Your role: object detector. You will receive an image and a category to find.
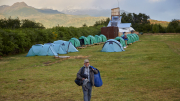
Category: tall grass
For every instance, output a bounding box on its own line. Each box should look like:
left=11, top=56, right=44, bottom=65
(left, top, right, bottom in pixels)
left=0, top=34, right=180, bottom=101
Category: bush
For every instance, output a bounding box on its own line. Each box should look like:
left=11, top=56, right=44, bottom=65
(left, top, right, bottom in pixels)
left=0, top=17, right=20, bottom=29
left=152, top=24, right=159, bottom=33
left=21, top=19, right=45, bottom=29
left=166, top=19, right=180, bottom=33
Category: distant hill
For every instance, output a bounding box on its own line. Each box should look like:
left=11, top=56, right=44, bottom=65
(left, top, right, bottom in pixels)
left=0, top=2, right=42, bottom=16
left=60, top=8, right=129, bottom=17
left=0, top=2, right=107, bottom=28
left=36, top=9, right=63, bottom=14
left=149, top=19, right=169, bottom=27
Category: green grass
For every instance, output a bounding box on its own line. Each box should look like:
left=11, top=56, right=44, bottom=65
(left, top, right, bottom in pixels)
left=0, top=34, right=180, bottom=101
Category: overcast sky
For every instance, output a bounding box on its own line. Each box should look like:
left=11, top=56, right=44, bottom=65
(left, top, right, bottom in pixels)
left=0, top=0, right=180, bottom=21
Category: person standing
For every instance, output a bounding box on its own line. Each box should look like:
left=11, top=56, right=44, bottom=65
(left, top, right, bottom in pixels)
left=131, top=30, right=134, bottom=34
left=77, top=59, right=98, bottom=101
left=122, top=32, right=128, bottom=48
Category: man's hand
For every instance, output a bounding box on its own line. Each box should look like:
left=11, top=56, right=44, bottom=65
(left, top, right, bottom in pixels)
left=82, top=78, right=85, bottom=80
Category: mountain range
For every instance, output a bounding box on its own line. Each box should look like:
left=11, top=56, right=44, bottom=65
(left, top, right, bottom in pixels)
left=0, top=2, right=109, bottom=28
left=0, top=2, right=169, bottom=28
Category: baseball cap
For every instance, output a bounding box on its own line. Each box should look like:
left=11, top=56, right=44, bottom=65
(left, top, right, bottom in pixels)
left=84, top=59, right=89, bottom=63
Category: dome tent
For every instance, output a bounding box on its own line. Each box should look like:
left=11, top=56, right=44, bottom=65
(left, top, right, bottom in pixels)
left=69, top=38, right=81, bottom=47
left=26, top=44, right=58, bottom=57
left=127, top=34, right=135, bottom=43
left=101, top=39, right=125, bottom=52
left=87, top=35, right=96, bottom=44
left=99, top=34, right=107, bottom=42
left=50, top=43, right=67, bottom=54
left=129, top=34, right=137, bottom=42
left=132, top=33, right=139, bottom=41
left=53, top=40, right=78, bottom=53
left=115, top=37, right=126, bottom=47
left=94, top=35, right=102, bottom=43
left=79, top=36, right=89, bottom=46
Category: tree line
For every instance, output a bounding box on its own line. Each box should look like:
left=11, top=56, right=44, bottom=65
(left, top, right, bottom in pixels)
left=121, top=12, right=180, bottom=33
left=94, top=12, right=180, bottom=33
left=0, top=17, right=45, bottom=29
left=0, top=21, right=103, bottom=56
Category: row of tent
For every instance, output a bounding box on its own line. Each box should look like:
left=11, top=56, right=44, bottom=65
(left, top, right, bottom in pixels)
left=26, top=34, right=107, bottom=57
left=69, top=34, right=107, bottom=47
left=115, top=33, right=139, bottom=47
left=26, top=33, right=139, bottom=56
left=101, top=33, right=139, bottom=52
left=26, top=40, right=78, bottom=57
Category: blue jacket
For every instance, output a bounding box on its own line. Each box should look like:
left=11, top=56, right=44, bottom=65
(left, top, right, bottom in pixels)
left=122, top=35, right=128, bottom=41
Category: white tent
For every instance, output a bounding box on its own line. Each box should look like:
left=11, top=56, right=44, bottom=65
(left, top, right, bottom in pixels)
left=118, top=27, right=135, bottom=33
left=107, top=16, right=135, bottom=33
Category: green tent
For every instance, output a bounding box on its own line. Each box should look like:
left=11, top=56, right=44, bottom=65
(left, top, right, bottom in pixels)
left=130, top=34, right=138, bottom=41
left=115, top=36, right=126, bottom=47
left=69, top=38, right=81, bottom=47
left=121, top=35, right=132, bottom=44
left=94, top=35, right=101, bottom=43
left=87, top=35, right=96, bottom=44
left=99, top=34, right=107, bottom=42
left=79, top=36, right=89, bottom=45
left=127, top=34, right=135, bottom=43
left=129, top=34, right=136, bottom=42
left=133, top=33, right=139, bottom=41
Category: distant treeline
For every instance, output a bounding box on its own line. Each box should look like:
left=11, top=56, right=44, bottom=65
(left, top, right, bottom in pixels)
left=121, top=12, right=180, bottom=33
left=0, top=22, right=103, bottom=56
left=0, top=17, right=45, bottom=29
left=94, top=12, right=180, bottom=33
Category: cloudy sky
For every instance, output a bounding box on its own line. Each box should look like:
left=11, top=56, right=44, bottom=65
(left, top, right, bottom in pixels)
left=0, top=0, right=180, bottom=21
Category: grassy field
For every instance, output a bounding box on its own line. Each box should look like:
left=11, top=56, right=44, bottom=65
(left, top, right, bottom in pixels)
left=0, top=34, right=180, bottom=101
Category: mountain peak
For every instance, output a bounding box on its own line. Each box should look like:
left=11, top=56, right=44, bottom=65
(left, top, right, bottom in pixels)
left=11, top=2, right=28, bottom=7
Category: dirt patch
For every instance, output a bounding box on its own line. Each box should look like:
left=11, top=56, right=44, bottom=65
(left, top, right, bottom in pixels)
left=18, top=79, right=26, bottom=82
left=44, top=55, right=89, bottom=66
left=43, top=61, right=52, bottom=64
left=69, top=55, right=89, bottom=59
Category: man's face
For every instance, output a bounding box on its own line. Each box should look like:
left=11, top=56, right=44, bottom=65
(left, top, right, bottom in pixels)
left=84, top=62, right=89, bottom=67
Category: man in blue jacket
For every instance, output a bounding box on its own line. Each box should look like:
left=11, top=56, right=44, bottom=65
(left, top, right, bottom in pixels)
left=122, top=32, right=128, bottom=48
left=77, top=59, right=98, bottom=101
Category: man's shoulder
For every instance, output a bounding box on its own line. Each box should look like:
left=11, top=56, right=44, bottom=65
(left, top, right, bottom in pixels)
left=80, top=66, right=84, bottom=69
left=90, top=66, right=96, bottom=69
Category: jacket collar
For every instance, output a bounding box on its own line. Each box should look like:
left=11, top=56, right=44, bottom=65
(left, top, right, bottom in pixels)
left=83, top=64, right=90, bottom=68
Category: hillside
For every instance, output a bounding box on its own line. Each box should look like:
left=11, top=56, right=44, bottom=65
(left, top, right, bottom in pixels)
left=0, top=2, right=171, bottom=28
left=149, top=19, right=169, bottom=27
left=0, top=13, right=107, bottom=28
left=0, top=2, right=108, bottom=28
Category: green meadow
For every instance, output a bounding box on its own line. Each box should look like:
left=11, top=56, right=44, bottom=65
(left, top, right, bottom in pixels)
left=0, top=34, right=180, bottom=101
